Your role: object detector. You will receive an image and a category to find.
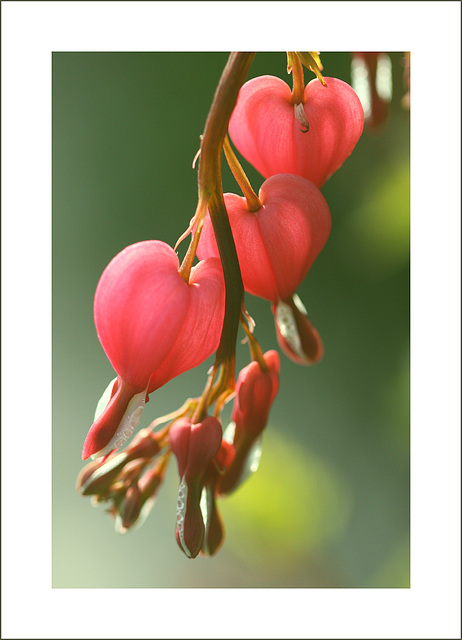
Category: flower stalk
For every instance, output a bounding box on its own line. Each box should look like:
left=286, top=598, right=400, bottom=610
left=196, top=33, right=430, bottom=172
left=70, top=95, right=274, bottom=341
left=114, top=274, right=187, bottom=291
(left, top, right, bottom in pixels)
left=223, top=135, right=262, bottom=212
left=196, top=52, right=256, bottom=365
left=289, top=51, right=306, bottom=104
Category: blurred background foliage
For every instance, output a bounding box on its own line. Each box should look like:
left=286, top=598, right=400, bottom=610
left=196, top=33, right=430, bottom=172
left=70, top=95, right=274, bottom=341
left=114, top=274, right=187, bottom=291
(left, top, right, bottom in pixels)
left=52, top=51, right=410, bottom=588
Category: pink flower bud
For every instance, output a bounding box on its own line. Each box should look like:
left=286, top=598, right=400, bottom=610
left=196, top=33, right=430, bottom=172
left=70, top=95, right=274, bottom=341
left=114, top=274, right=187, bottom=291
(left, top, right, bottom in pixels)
left=231, top=350, right=280, bottom=435
left=169, top=416, right=222, bottom=558
left=272, top=293, right=323, bottom=365
left=219, top=351, right=280, bottom=495
left=82, top=241, right=224, bottom=460
left=119, top=484, right=141, bottom=531
left=197, top=174, right=331, bottom=304
left=228, top=75, right=364, bottom=187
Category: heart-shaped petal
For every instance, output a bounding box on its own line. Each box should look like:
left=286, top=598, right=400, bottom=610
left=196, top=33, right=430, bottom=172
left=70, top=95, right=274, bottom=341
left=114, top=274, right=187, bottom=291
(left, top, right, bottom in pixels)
left=94, top=240, right=189, bottom=390
left=147, top=257, right=225, bottom=391
left=197, top=174, right=331, bottom=303
left=229, top=75, right=364, bottom=187
left=83, top=240, right=225, bottom=459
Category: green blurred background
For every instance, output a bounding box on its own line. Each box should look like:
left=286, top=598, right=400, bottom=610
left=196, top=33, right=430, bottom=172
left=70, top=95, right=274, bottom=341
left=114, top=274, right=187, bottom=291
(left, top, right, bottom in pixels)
left=52, top=52, right=410, bottom=588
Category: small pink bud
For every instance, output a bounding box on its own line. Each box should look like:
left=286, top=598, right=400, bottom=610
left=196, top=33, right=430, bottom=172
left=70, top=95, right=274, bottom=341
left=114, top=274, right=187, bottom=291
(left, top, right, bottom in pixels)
left=169, top=417, right=222, bottom=558
left=229, top=75, right=364, bottom=187
left=219, top=351, right=280, bottom=495
left=197, top=174, right=331, bottom=304
left=272, top=293, right=323, bottom=365
left=115, top=455, right=170, bottom=533
left=231, top=350, right=280, bottom=435
left=82, top=240, right=224, bottom=459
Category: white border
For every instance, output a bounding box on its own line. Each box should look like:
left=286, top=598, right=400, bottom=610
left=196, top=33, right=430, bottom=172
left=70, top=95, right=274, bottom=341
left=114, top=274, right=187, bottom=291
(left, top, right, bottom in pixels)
left=2, top=2, right=461, bottom=639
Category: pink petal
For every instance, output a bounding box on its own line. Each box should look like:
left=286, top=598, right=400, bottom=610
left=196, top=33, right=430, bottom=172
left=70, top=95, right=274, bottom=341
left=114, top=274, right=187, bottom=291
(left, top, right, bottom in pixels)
left=197, top=175, right=331, bottom=303
left=147, top=257, right=225, bottom=391
left=229, top=75, right=364, bottom=187
left=94, top=241, right=190, bottom=389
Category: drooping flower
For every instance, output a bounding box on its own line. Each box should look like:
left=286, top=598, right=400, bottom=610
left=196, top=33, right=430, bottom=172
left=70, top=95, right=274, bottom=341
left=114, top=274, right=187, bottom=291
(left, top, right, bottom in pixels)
left=196, top=174, right=331, bottom=364
left=169, top=416, right=223, bottom=558
left=82, top=240, right=225, bottom=460
left=197, top=174, right=331, bottom=304
left=228, top=75, right=364, bottom=187
left=218, top=350, right=280, bottom=495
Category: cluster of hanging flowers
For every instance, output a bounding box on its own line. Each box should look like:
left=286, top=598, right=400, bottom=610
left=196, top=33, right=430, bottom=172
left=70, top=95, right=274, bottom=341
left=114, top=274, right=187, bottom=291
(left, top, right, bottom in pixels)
left=77, top=51, right=364, bottom=558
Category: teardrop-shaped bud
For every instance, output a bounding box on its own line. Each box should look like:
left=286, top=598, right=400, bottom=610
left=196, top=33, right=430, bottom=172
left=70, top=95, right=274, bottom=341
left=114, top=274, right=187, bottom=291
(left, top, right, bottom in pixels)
left=119, top=484, right=141, bottom=532
left=229, top=75, right=364, bottom=187
left=272, top=293, right=323, bottom=365
left=218, top=351, right=280, bottom=495
left=231, top=350, right=280, bottom=435
left=197, top=174, right=331, bottom=304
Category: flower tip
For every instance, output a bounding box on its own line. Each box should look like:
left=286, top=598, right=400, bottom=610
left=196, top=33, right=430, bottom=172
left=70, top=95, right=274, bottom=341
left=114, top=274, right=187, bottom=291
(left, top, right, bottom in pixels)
left=273, top=294, right=324, bottom=365
left=82, top=380, right=148, bottom=460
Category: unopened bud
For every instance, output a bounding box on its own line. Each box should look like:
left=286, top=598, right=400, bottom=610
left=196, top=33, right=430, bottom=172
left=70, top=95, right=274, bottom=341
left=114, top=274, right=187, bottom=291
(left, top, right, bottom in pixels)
left=218, top=351, right=279, bottom=495
left=169, top=416, right=222, bottom=558
left=119, top=484, right=141, bottom=531
left=200, top=484, right=225, bottom=557
left=77, top=451, right=129, bottom=496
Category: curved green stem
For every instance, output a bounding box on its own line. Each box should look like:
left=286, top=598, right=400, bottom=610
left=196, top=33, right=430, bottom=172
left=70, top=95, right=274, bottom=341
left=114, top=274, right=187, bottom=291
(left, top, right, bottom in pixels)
left=198, top=52, right=256, bottom=365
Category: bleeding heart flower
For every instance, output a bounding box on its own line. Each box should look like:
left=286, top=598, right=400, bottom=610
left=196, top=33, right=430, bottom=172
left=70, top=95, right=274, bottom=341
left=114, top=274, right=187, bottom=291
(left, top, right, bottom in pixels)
left=228, top=75, right=364, bottom=187
left=169, top=416, right=223, bottom=558
left=197, top=173, right=331, bottom=304
left=218, top=350, right=280, bottom=495
left=82, top=240, right=225, bottom=460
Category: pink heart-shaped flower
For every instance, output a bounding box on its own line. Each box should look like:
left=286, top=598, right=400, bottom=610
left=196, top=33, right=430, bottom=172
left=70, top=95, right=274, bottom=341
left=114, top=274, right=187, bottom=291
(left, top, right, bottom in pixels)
left=197, top=174, right=331, bottom=304
left=82, top=240, right=225, bottom=459
left=229, top=75, right=364, bottom=187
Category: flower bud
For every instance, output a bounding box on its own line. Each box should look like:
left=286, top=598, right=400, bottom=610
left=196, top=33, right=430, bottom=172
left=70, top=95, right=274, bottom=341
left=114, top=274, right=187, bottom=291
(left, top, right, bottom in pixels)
left=231, top=350, right=280, bottom=434
left=118, top=484, right=141, bottom=532
left=218, top=351, right=280, bottom=495
left=77, top=451, right=129, bottom=497
left=169, top=417, right=222, bottom=558
left=114, top=455, right=170, bottom=534
left=78, top=428, right=162, bottom=497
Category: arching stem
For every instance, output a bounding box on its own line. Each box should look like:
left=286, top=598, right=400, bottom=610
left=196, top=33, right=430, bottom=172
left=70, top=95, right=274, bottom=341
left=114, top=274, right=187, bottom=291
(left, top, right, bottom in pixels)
left=197, top=52, right=256, bottom=366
